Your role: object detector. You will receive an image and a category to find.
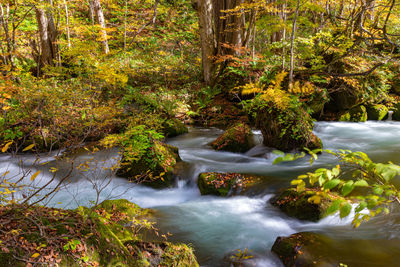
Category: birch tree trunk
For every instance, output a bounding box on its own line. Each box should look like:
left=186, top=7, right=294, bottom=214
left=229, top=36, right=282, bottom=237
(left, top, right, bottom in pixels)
left=92, top=0, right=109, bottom=54
left=289, top=0, right=300, bottom=87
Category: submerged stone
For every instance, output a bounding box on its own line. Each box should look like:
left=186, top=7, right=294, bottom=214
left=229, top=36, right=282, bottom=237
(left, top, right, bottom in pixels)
left=270, top=189, right=331, bottom=222
left=210, top=123, right=255, bottom=153
left=117, top=141, right=181, bottom=188
left=272, top=232, right=400, bottom=267
left=197, top=172, right=261, bottom=196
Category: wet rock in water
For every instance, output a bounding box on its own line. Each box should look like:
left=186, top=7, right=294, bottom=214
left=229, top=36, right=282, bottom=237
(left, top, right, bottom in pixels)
left=197, top=172, right=261, bottom=196
left=210, top=122, right=255, bottom=153
left=117, top=141, right=181, bottom=188
left=391, top=102, right=400, bottom=121
left=366, top=104, right=388, bottom=121
left=222, top=249, right=257, bottom=267
left=162, top=118, right=188, bottom=137
left=272, top=232, right=400, bottom=267
left=256, top=107, right=322, bottom=152
left=270, top=189, right=331, bottom=222
left=339, top=105, right=368, bottom=122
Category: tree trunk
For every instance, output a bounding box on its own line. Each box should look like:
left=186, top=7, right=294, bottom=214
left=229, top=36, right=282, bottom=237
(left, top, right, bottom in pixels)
left=92, top=0, right=109, bottom=54
left=198, top=0, right=215, bottom=85
left=35, top=7, right=58, bottom=68
left=289, top=0, right=301, bottom=87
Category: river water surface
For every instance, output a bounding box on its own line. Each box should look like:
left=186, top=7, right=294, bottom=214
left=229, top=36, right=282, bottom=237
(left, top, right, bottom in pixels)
left=2, top=121, right=400, bottom=266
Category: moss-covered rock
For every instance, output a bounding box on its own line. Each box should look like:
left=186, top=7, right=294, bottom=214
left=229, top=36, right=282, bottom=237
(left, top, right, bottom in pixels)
left=270, top=189, right=331, bottom=222
left=366, top=104, right=389, bottom=120
left=117, top=141, right=181, bottom=188
left=339, top=105, right=368, bottom=122
left=0, top=200, right=199, bottom=267
left=256, top=107, right=323, bottom=152
left=197, top=172, right=261, bottom=196
left=162, top=118, right=188, bottom=137
left=210, top=123, right=255, bottom=153
left=272, top=232, right=400, bottom=267
left=222, top=249, right=257, bottom=267
left=391, top=102, right=400, bottom=121
left=271, top=232, right=325, bottom=267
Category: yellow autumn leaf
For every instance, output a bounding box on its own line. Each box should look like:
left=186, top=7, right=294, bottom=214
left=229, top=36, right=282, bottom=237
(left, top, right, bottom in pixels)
left=22, top=144, right=35, bottom=152
left=30, top=170, right=41, bottom=181
left=1, top=141, right=13, bottom=153
left=31, top=253, right=40, bottom=258
left=308, top=195, right=321, bottom=204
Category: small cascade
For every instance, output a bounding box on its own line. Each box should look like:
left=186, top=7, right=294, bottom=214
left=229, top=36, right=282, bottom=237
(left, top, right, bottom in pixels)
left=387, top=110, right=394, bottom=121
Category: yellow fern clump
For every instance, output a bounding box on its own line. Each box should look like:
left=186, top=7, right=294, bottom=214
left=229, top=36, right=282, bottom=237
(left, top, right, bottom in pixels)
left=240, top=71, right=291, bottom=110
left=289, top=81, right=315, bottom=95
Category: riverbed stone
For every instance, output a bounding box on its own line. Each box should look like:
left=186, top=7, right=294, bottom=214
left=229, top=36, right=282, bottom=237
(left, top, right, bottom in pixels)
left=162, top=118, right=188, bottom=137
left=339, top=105, right=368, bottom=122
left=256, top=107, right=323, bottom=152
left=117, top=141, right=181, bottom=188
left=272, top=232, right=400, bottom=267
left=270, top=189, right=331, bottom=222
left=210, top=123, right=255, bottom=153
left=197, top=172, right=261, bottom=196
left=222, top=249, right=258, bottom=267
left=366, top=104, right=388, bottom=120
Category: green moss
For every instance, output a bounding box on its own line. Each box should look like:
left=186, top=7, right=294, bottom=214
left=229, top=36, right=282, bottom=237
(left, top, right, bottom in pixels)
left=339, top=105, right=368, bottom=122
left=197, top=172, right=260, bottom=196
left=270, top=189, right=331, bottom=222
left=210, top=123, right=254, bottom=153
left=256, top=107, right=322, bottom=152
left=117, top=141, right=181, bottom=188
left=366, top=104, right=388, bottom=121
left=162, top=118, right=188, bottom=137
left=160, top=242, right=199, bottom=267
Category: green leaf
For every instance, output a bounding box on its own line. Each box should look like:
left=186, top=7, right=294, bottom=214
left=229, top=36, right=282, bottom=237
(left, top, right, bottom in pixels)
left=342, top=181, right=355, bottom=196
left=323, top=179, right=341, bottom=190
left=340, top=203, right=352, bottom=218
left=355, top=201, right=367, bottom=213
left=373, top=186, right=384, bottom=195
left=326, top=199, right=342, bottom=215
left=354, top=180, right=368, bottom=187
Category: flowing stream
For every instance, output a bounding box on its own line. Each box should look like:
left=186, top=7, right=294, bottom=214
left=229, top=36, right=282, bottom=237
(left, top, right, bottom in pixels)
left=3, top=121, right=400, bottom=266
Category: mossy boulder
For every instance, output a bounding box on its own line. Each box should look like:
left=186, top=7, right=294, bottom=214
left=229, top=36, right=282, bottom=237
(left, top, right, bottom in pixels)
left=391, top=102, right=400, bottom=121
left=366, top=104, right=389, bottom=120
left=222, top=249, right=258, bottom=267
left=162, top=118, right=188, bottom=137
left=0, top=200, right=199, bottom=267
left=256, top=107, right=322, bottom=152
left=116, top=141, right=181, bottom=188
left=271, top=232, right=327, bottom=267
left=270, top=189, right=331, bottom=222
left=272, top=232, right=400, bottom=267
left=198, top=172, right=261, bottom=196
left=339, top=105, right=368, bottom=122
left=210, top=123, right=255, bottom=153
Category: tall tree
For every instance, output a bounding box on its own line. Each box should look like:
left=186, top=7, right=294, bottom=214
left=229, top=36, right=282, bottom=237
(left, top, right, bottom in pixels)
left=91, top=0, right=109, bottom=54
left=34, top=4, right=58, bottom=70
